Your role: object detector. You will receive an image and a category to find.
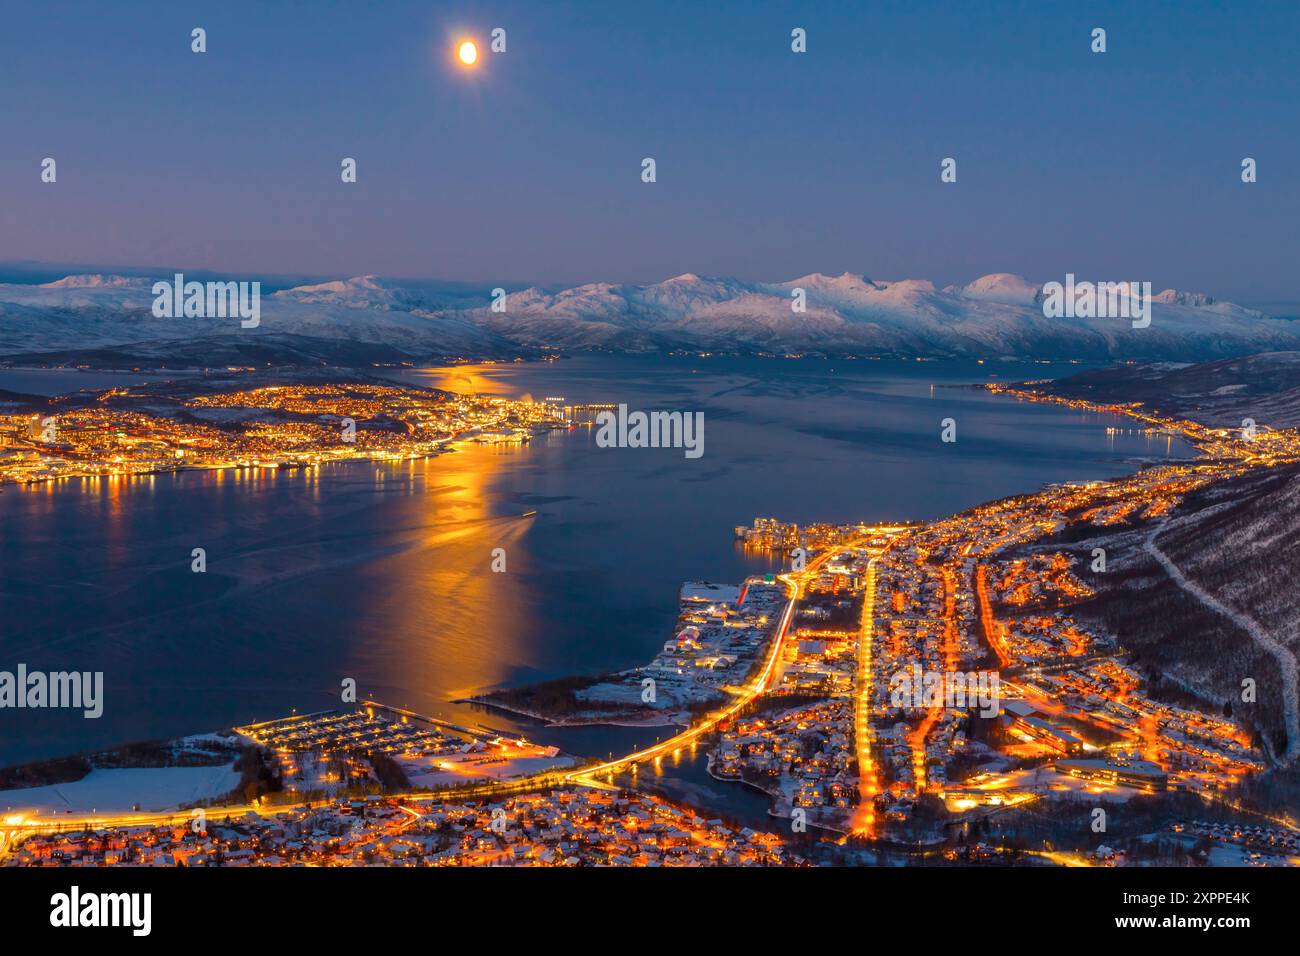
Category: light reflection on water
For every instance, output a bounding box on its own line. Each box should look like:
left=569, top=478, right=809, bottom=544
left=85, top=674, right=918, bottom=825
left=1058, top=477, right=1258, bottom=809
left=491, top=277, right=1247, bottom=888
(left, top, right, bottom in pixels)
left=0, top=357, right=1194, bottom=769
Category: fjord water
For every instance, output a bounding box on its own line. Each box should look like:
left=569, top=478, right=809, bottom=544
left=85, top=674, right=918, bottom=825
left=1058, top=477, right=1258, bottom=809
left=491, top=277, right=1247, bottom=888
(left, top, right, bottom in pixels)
left=0, top=357, right=1193, bottom=767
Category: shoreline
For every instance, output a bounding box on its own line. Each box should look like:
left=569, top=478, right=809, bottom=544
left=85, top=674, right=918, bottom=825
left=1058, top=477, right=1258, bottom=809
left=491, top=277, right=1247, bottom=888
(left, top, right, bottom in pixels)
left=704, top=751, right=852, bottom=836
left=0, top=447, right=461, bottom=489
left=3, top=374, right=1257, bottom=780
left=457, top=695, right=687, bottom=731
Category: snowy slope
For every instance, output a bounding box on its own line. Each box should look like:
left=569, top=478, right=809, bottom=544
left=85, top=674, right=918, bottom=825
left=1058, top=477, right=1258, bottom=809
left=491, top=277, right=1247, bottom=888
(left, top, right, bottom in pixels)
left=1030, top=352, right=1300, bottom=429
left=2, top=271, right=1298, bottom=367
left=0, top=274, right=514, bottom=364
left=456, top=270, right=1299, bottom=361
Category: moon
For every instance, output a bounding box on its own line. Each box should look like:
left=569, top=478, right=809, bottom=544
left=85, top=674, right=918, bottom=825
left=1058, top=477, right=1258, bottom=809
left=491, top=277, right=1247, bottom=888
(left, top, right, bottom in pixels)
left=457, top=40, right=478, bottom=66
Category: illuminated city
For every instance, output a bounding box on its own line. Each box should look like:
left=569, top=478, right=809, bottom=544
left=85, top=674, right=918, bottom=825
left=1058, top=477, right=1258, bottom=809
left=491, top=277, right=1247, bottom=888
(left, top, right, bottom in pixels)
left=3, top=375, right=1298, bottom=873
left=3, top=0, right=1296, bottom=938
left=0, top=376, right=564, bottom=484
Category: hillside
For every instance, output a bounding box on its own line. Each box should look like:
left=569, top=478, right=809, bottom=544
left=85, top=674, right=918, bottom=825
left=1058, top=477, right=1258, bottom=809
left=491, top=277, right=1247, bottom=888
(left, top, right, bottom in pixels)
left=1027, top=353, right=1300, bottom=429
left=1043, top=463, right=1300, bottom=763
left=3, top=271, right=1298, bottom=368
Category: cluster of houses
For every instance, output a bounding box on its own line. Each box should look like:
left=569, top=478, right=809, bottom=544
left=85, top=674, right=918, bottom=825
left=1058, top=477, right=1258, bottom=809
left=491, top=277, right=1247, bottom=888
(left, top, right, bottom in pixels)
left=992, top=553, right=1094, bottom=607
left=714, top=699, right=855, bottom=824
left=868, top=549, right=982, bottom=816
left=977, top=549, right=1263, bottom=796
left=7, top=790, right=795, bottom=867
left=1178, top=820, right=1300, bottom=859
left=986, top=554, right=1108, bottom=664
left=1020, top=661, right=1264, bottom=789
left=999, top=614, right=1101, bottom=663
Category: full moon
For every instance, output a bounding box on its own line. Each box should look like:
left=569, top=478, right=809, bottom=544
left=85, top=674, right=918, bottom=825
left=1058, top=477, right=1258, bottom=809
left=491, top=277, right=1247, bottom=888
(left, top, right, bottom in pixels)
left=457, top=40, right=478, bottom=66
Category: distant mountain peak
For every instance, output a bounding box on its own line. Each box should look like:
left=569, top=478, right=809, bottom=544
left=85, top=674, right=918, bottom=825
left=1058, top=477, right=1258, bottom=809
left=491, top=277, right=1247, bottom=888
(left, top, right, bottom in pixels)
left=785, top=271, right=877, bottom=288
left=38, top=274, right=140, bottom=289
left=947, top=273, right=1040, bottom=305
left=1154, top=288, right=1216, bottom=307
left=282, top=275, right=386, bottom=295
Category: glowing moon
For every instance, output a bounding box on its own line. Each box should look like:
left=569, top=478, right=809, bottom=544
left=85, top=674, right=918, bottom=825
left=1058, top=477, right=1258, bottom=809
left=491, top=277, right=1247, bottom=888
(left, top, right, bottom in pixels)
left=457, top=40, right=478, bottom=66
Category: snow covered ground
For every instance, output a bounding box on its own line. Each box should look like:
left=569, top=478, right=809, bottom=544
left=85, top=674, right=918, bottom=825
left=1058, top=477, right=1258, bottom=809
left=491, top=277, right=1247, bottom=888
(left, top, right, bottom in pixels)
left=0, top=763, right=241, bottom=814
left=398, top=751, right=574, bottom=789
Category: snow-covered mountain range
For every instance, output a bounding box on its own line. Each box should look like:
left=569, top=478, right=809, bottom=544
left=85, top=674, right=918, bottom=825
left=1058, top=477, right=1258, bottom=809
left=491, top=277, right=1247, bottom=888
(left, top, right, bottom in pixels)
left=1, top=271, right=1296, bottom=367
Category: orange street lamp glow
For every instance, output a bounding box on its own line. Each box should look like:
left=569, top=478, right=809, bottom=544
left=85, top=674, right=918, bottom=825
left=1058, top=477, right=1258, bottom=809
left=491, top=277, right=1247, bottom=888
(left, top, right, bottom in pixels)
left=457, top=40, right=478, bottom=66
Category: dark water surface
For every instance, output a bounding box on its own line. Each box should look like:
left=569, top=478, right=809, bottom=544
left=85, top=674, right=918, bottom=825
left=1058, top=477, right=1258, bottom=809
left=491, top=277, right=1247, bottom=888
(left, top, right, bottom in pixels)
left=0, top=357, right=1193, bottom=767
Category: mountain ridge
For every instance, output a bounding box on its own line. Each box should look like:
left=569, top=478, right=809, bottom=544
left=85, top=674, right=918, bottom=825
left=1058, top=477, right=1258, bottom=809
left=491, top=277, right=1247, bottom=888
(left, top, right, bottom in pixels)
left=2, top=270, right=1296, bottom=368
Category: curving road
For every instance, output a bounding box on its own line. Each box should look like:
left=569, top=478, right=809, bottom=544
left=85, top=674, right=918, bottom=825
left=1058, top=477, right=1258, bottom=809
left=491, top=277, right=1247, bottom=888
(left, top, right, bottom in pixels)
left=564, top=536, right=888, bottom=786
left=563, top=570, right=803, bottom=785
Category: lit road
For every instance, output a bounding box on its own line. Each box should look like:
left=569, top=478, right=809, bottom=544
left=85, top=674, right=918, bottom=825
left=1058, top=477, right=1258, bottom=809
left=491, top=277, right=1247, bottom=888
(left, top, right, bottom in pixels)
left=974, top=563, right=1012, bottom=669
left=562, top=570, right=804, bottom=785
left=0, top=772, right=574, bottom=862
left=564, top=537, right=885, bottom=787
left=2, top=531, right=901, bottom=858
left=849, top=553, right=883, bottom=836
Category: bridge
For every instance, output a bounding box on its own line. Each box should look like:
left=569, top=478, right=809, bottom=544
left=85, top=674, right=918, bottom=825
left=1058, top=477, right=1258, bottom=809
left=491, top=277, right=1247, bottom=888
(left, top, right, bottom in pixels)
left=1, top=525, right=907, bottom=860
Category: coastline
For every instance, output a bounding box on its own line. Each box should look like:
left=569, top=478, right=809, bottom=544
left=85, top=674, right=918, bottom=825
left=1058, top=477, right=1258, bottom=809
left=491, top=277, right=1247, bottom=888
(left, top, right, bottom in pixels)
left=457, top=695, right=688, bottom=731
left=0, top=446, right=459, bottom=489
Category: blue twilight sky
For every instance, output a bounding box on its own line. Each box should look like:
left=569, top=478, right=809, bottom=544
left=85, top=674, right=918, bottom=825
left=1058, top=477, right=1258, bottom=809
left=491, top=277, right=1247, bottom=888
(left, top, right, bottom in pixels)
left=1, top=0, right=1298, bottom=303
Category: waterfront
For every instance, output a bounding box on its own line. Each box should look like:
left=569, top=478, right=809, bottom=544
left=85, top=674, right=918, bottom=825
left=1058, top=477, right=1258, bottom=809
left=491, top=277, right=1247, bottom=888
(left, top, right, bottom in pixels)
left=0, top=357, right=1194, bottom=768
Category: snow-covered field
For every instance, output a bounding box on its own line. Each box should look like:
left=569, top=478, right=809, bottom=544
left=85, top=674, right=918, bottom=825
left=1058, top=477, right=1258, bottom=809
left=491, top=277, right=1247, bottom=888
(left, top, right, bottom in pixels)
left=398, top=751, right=574, bottom=789
left=0, top=763, right=241, bottom=814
